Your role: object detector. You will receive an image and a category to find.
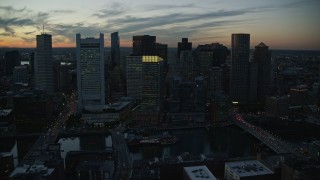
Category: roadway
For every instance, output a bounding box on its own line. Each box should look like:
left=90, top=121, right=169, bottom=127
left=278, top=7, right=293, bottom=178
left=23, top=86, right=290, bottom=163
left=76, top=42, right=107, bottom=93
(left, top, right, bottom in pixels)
left=19, top=92, right=77, bottom=165
left=231, top=112, right=301, bottom=156
left=111, top=127, right=132, bottom=180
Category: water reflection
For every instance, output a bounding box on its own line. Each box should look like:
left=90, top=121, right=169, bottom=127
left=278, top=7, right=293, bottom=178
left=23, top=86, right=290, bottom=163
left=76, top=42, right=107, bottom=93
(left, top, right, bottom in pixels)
left=129, top=126, right=258, bottom=160
left=58, top=135, right=112, bottom=159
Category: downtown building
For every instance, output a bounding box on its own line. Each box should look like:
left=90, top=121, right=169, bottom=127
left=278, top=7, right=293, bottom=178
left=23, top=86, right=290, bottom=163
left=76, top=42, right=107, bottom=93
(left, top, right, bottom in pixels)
left=132, top=35, right=156, bottom=55
left=35, top=33, right=54, bottom=94
left=253, top=42, right=271, bottom=105
left=127, top=56, right=164, bottom=125
left=177, top=38, right=192, bottom=58
left=230, top=33, right=250, bottom=104
left=111, top=32, right=120, bottom=69
left=76, top=33, right=105, bottom=113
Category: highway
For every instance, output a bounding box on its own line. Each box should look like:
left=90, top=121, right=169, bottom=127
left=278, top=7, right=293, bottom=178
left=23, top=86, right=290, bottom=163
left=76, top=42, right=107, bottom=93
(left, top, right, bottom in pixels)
left=231, top=112, right=302, bottom=156
left=111, top=127, right=132, bottom=180
left=19, top=92, right=77, bottom=165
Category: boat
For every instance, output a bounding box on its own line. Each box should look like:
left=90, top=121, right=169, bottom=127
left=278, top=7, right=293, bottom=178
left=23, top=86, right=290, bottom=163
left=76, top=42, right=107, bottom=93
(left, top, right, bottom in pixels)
left=127, top=135, right=178, bottom=146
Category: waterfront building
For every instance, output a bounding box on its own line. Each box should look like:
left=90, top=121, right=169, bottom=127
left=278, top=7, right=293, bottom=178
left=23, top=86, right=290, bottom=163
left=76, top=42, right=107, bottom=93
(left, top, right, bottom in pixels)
left=141, top=56, right=164, bottom=109
left=230, top=33, right=250, bottom=104
left=76, top=33, right=105, bottom=113
left=35, top=34, right=53, bottom=94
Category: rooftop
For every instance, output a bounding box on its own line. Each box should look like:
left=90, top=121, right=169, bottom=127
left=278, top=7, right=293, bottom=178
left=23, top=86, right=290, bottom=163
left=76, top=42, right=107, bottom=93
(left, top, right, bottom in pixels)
left=184, top=165, right=217, bottom=180
left=0, top=109, right=13, bottom=116
left=225, top=160, right=274, bottom=177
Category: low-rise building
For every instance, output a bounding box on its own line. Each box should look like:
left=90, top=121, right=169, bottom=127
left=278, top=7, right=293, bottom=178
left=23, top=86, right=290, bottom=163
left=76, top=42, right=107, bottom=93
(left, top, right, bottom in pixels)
left=224, top=160, right=274, bottom=180
left=183, top=165, right=217, bottom=180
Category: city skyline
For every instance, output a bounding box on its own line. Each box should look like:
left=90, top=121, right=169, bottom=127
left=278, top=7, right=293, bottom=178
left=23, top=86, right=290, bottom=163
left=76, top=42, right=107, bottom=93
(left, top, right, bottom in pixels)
left=0, top=0, right=319, bottom=50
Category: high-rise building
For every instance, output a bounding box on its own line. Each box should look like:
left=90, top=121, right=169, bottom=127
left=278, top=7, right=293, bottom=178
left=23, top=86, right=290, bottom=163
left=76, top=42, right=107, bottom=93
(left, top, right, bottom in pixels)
left=76, top=33, right=105, bottom=112
left=35, top=34, right=53, bottom=94
left=156, top=43, right=168, bottom=70
left=197, top=51, right=213, bottom=78
left=177, top=38, right=192, bottom=58
left=230, top=33, right=250, bottom=104
left=253, top=42, right=271, bottom=104
left=111, top=32, right=120, bottom=69
left=13, top=65, right=28, bottom=84
left=126, top=56, right=142, bottom=102
left=4, top=50, right=21, bottom=75
left=180, top=50, right=194, bottom=81
left=141, top=56, right=164, bottom=109
left=208, top=67, right=223, bottom=96
left=196, top=43, right=229, bottom=67
left=132, top=35, right=156, bottom=55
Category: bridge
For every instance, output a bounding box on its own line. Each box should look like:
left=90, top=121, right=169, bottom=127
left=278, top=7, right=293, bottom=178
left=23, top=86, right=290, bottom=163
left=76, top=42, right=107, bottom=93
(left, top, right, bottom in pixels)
left=230, top=113, right=301, bottom=156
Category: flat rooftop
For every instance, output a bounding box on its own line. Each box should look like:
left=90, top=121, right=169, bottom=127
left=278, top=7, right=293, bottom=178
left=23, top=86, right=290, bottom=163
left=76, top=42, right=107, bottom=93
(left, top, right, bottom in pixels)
left=225, top=160, right=273, bottom=177
left=184, top=165, right=217, bottom=180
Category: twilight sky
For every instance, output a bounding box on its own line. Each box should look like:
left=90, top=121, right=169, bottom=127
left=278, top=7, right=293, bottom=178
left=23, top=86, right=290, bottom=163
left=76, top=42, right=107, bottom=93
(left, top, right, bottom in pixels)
left=0, top=0, right=319, bottom=50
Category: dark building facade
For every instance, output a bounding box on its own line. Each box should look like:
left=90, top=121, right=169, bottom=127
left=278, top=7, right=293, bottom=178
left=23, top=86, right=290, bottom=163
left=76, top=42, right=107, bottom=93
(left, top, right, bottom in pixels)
left=230, top=33, right=250, bottom=104
left=253, top=42, right=271, bottom=104
left=4, top=50, right=21, bottom=75
left=178, top=38, right=192, bottom=58
left=111, top=32, right=120, bottom=69
left=132, top=35, right=156, bottom=55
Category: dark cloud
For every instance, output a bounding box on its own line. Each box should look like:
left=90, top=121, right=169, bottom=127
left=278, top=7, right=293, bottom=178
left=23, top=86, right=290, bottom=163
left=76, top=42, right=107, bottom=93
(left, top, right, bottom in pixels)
left=52, top=10, right=75, bottom=14
left=144, top=3, right=195, bottom=11
left=24, top=31, right=36, bottom=35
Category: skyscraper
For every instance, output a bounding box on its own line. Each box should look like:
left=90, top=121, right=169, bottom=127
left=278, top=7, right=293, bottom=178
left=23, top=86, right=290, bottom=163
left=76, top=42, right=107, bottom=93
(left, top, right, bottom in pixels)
left=4, top=50, right=21, bottom=75
left=141, top=56, right=164, bottom=109
left=132, top=35, right=156, bottom=55
left=35, top=34, right=53, bottom=94
left=126, top=56, right=143, bottom=102
left=111, top=32, right=120, bottom=69
left=76, top=33, right=105, bottom=112
left=230, top=33, right=250, bottom=104
left=253, top=42, right=271, bottom=104
left=178, top=38, right=192, bottom=58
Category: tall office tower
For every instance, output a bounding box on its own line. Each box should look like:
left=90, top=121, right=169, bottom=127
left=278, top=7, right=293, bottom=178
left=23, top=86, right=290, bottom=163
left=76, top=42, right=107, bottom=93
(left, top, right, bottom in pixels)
left=126, top=56, right=143, bottom=102
left=194, top=76, right=206, bottom=112
left=4, top=50, right=21, bottom=75
left=248, top=61, right=258, bottom=103
left=13, top=66, right=28, bottom=84
left=197, top=51, right=213, bottom=78
left=132, top=35, right=156, bottom=55
left=209, top=67, right=223, bottom=95
left=29, top=52, right=35, bottom=74
left=35, top=34, right=53, bottom=94
left=253, top=42, right=271, bottom=104
left=180, top=50, right=194, bottom=81
left=111, top=32, right=120, bottom=69
left=177, top=38, right=192, bottom=58
left=156, top=43, right=168, bottom=69
left=76, top=33, right=105, bottom=112
left=141, top=56, right=164, bottom=109
left=230, top=33, right=250, bottom=104
left=196, top=43, right=229, bottom=67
